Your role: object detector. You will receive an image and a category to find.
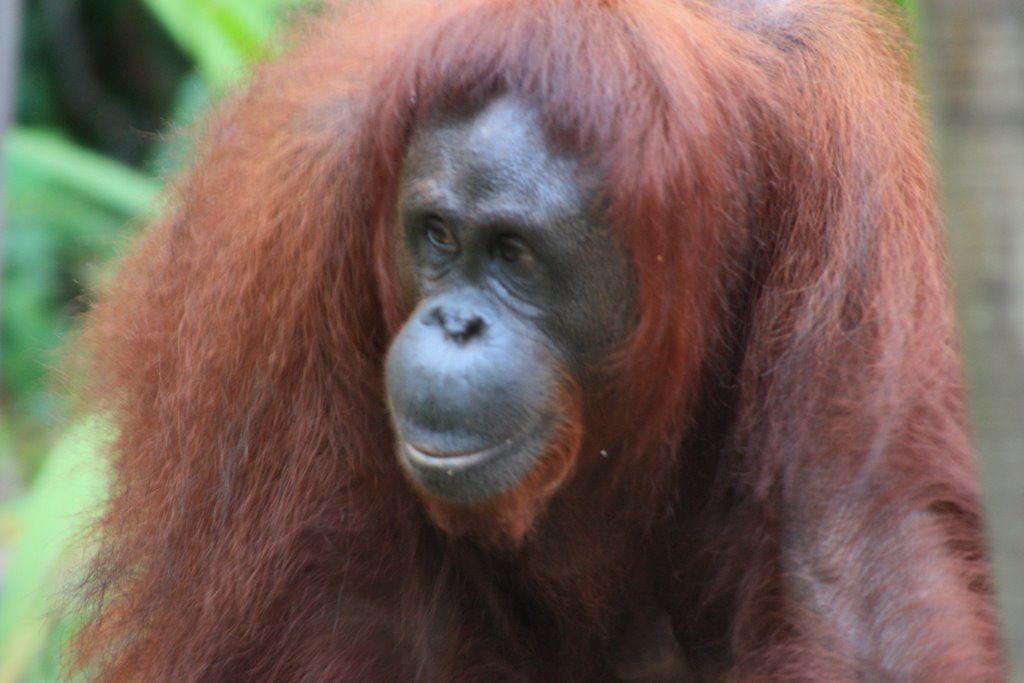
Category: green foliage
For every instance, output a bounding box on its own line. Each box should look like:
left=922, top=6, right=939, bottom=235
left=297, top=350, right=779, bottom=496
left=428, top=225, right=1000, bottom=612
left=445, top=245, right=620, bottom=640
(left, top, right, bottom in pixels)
left=7, top=130, right=160, bottom=216
left=141, top=0, right=307, bottom=87
left=3, top=129, right=159, bottom=430
left=0, top=420, right=108, bottom=683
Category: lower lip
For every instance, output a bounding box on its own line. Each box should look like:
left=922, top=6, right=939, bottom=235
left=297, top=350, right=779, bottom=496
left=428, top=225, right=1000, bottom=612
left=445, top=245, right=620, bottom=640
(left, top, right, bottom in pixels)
left=401, top=437, right=519, bottom=470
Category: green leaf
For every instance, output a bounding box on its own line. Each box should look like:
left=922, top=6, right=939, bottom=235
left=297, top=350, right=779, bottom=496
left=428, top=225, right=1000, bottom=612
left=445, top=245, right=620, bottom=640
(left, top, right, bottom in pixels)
left=139, top=0, right=244, bottom=85
left=139, top=0, right=301, bottom=86
left=5, top=129, right=160, bottom=217
left=0, top=419, right=109, bottom=683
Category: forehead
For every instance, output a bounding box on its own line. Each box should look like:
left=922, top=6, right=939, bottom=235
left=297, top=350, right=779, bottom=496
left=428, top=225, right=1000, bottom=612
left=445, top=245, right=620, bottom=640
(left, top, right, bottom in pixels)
left=401, top=97, right=591, bottom=219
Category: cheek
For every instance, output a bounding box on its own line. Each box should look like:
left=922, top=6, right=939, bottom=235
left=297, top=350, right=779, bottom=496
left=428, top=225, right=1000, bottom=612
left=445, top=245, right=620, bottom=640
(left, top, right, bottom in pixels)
left=546, top=247, right=637, bottom=372
left=391, top=245, right=423, bottom=312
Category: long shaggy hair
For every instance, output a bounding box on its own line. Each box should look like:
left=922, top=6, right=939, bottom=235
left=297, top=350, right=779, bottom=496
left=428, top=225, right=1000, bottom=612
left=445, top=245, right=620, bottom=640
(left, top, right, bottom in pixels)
left=74, top=1, right=1004, bottom=681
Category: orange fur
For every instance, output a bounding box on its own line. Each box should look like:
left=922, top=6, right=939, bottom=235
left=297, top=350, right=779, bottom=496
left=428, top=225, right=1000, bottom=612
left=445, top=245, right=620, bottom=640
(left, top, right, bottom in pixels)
left=74, top=1, right=1005, bottom=681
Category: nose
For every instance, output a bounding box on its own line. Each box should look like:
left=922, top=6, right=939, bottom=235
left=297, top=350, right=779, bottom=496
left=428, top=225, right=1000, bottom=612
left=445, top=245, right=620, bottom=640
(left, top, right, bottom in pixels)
left=424, top=305, right=486, bottom=345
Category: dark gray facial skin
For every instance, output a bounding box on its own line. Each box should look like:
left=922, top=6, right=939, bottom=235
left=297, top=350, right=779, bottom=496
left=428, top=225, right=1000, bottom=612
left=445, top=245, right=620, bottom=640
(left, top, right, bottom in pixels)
left=385, top=96, right=634, bottom=504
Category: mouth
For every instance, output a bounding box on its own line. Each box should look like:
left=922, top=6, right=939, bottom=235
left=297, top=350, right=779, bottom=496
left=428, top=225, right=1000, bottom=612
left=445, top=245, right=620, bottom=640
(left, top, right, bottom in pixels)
left=397, top=421, right=553, bottom=503
left=403, top=434, right=525, bottom=467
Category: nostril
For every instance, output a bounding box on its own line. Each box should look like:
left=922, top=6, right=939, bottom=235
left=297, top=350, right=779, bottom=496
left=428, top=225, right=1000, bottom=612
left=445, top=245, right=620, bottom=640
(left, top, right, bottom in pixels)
left=419, top=303, right=487, bottom=343
left=438, top=310, right=484, bottom=343
left=448, top=315, right=484, bottom=344
left=421, top=306, right=445, bottom=327
left=447, top=314, right=479, bottom=339
left=463, top=316, right=483, bottom=338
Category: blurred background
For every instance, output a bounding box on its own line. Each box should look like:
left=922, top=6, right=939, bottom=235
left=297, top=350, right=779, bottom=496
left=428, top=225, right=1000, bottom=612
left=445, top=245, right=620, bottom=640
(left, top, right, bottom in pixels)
left=0, top=0, right=1020, bottom=681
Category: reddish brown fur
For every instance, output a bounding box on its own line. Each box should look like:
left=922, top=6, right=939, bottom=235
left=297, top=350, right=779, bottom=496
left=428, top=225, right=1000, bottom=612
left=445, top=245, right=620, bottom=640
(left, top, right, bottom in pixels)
left=74, top=0, right=1005, bottom=680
